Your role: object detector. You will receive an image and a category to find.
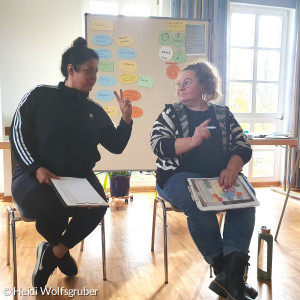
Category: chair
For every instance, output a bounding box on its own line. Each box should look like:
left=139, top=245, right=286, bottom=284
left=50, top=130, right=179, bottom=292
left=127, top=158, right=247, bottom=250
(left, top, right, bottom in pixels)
left=151, top=195, right=225, bottom=283
left=7, top=199, right=106, bottom=288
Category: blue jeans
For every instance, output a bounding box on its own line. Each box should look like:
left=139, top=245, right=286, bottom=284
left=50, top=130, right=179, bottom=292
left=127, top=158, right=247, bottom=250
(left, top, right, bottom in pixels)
left=156, top=172, right=256, bottom=264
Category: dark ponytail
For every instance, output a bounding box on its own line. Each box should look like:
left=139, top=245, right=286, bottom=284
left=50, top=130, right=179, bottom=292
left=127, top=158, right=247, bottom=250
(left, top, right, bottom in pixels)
left=61, top=37, right=98, bottom=78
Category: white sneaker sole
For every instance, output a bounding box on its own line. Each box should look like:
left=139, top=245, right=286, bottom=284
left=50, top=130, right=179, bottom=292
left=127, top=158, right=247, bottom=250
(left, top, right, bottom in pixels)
left=32, top=241, right=49, bottom=287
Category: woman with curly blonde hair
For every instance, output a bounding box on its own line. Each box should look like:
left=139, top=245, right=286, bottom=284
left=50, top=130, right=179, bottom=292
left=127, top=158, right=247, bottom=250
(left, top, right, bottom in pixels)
left=150, top=59, right=257, bottom=300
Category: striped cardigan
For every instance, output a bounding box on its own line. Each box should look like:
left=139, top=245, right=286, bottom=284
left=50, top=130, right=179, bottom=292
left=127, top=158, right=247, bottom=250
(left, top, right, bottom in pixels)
left=150, top=102, right=252, bottom=187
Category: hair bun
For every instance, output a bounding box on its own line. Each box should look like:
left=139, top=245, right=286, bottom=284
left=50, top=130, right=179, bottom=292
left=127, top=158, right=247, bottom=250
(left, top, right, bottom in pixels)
left=72, top=37, right=87, bottom=48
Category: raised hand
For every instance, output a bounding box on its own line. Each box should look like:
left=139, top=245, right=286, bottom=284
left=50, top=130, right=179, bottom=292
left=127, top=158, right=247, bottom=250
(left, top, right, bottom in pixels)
left=114, top=89, right=132, bottom=124
left=191, top=119, right=212, bottom=147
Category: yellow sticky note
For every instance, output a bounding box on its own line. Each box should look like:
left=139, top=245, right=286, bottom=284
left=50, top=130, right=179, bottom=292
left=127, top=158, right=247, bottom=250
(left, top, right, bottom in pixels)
left=103, top=106, right=119, bottom=117
left=92, top=20, right=114, bottom=31
left=119, top=73, right=139, bottom=84
left=116, top=34, right=135, bottom=46
left=168, top=21, right=187, bottom=31
left=119, top=60, right=138, bottom=72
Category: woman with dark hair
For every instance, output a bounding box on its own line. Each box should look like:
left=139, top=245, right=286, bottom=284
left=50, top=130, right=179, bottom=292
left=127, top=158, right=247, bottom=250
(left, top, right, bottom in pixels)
left=10, top=37, right=132, bottom=290
left=150, top=60, right=257, bottom=300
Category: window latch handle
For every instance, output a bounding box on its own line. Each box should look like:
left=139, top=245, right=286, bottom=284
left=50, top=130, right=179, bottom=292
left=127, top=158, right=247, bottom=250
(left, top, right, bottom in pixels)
left=275, top=115, right=284, bottom=120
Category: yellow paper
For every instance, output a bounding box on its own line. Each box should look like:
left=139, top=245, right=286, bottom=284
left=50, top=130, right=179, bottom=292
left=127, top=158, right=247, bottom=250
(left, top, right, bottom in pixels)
left=119, top=73, right=139, bottom=84
left=116, top=34, right=135, bottom=46
left=119, top=60, right=138, bottom=72
left=103, top=106, right=119, bottom=117
left=92, top=20, right=114, bottom=31
left=168, top=21, right=187, bottom=31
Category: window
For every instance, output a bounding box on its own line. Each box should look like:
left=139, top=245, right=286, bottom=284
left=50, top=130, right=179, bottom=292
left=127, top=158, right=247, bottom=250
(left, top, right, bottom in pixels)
left=90, top=0, right=158, bottom=17
left=228, top=3, right=295, bottom=183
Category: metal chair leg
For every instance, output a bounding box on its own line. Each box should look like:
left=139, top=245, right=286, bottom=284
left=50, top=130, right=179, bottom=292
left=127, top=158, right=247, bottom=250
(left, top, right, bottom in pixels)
left=80, top=239, right=84, bottom=251
left=101, top=219, right=106, bottom=280
left=161, top=200, right=168, bottom=283
left=7, top=207, right=11, bottom=266
left=151, top=197, right=169, bottom=283
left=151, top=198, right=158, bottom=251
left=79, top=218, right=106, bottom=280
left=7, top=207, right=18, bottom=288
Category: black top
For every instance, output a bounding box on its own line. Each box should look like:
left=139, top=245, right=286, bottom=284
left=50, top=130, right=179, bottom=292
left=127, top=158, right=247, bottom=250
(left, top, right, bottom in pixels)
left=182, top=106, right=226, bottom=177
left=10, top=82, right=132, bottom=178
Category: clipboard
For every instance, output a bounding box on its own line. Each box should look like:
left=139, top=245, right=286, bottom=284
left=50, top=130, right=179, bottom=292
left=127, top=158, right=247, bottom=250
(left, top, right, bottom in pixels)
left=187, top=175, right=259, bottom=211
left=50, top=177, right=108, bottom=207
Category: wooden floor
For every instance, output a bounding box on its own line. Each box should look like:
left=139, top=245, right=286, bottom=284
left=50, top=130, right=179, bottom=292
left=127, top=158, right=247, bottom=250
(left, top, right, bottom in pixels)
left=1, top=188, right=300, bottom=300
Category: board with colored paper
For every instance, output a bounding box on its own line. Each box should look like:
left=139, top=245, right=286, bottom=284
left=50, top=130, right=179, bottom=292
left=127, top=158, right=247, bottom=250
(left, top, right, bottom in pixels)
left=85, top=14, right=210, bottom=171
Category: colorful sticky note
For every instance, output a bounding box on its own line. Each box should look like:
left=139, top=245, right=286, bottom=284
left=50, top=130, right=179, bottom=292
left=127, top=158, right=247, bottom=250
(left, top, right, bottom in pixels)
left=117, top=48, right=137, bottom=59
left=97, top=75, right=117, bottom=87
left=103, top=106, right=119, bottom=117
left=92, top=20, right=114, bottom=31
left=138, top=75, right=154, bottom=88
left=159, top=31, right=172, bottom=45
left=95, top=48, right=113, bottom=60
left=173, top=49, right=187, bottom=64
left=132, top=106, right=143, bottom=118
left=93, top=34, right=113, bottom=46
left=96, top=90, right=115, bottom=101
left=168, top=21, right=187, bottom=31
left=172, top=32, right=185, bottom=48
left=123, top=90, right=141, bottom=101
left=159, top=46, right=173, bottom=61
left=116, top=34, right=135, bottom=46
left=119, top=60, right=138, bottom=72
left=119, top=73, right=139, bottom=84
left=166, top=63, right=180, bottom=79
left=98, top=61, right=114, bottom=72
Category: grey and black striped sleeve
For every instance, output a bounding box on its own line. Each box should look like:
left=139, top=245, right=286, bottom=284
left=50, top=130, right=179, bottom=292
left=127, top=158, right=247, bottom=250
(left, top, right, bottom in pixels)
left=228, top=111, right=252, bottom=164
left=150, top=107, right=177, bottom=160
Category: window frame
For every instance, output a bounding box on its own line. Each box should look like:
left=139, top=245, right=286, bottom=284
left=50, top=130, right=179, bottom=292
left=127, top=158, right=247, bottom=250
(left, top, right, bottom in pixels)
left=89, top=0, right=159, bottom=16
left=227, top=3, right=295, bottom=183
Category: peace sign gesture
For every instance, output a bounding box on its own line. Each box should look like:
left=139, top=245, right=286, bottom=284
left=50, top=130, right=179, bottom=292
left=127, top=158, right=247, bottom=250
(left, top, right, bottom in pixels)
left=114, top=89, right=132, bottom=124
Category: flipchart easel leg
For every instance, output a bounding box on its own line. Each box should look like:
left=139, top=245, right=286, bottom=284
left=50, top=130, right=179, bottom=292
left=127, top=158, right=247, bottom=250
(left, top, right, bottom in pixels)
left=275, top=149, right=300, bottom=241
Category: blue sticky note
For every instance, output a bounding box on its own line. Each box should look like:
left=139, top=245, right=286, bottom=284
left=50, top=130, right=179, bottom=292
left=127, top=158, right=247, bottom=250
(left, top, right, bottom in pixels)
left=96, top=90, right=115, bottom=101
left=93, top=34, right=113, bottom=46
left=117, top=48, right=137, bottom=59
left=95, top=48, right=113, bottom=60
left=97, top=75, right=117, bottom=87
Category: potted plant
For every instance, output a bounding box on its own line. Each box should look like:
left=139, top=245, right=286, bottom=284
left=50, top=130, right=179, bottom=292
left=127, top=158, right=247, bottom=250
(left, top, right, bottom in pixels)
left=109, top=171, right=132, bottom=199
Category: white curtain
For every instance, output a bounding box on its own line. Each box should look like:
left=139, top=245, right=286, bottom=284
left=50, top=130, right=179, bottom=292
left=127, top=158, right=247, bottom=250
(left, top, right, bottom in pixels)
left=171, top=0, right=228, bottom=104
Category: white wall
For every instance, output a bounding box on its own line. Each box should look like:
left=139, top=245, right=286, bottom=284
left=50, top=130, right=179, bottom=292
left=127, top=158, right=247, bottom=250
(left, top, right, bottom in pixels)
left=0, top=0, right=86, bottom=194
left=0, top=0, right=85, bottom=129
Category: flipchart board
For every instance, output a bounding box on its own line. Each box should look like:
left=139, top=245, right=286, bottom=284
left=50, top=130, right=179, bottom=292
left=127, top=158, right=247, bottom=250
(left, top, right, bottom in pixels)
left=85, top=14, right=210, bottom=171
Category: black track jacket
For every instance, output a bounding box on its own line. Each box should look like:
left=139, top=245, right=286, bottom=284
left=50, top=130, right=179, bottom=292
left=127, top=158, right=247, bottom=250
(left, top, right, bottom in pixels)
left=10, top=82, right=132, bottom=177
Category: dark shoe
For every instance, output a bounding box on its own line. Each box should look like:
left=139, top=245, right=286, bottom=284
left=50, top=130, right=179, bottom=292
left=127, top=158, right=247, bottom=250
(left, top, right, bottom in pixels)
left=32, top=242, right=58, bottom=290
left=210, top=253, right=258, bottom=299
left=57, top=251, right=78, bottom=277
left=209, top=252, right=255, bottom=300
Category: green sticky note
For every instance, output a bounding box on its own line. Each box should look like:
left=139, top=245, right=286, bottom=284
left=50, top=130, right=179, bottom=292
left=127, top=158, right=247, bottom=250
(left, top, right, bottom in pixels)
left=99, top=61, right=114, bottom=72
left=138, top=75, right=154, bottom=88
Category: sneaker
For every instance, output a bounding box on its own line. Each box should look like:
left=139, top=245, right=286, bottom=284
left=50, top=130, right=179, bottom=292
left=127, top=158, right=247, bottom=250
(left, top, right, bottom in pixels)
left=32, top=241, right=58, bottom=290
left=57, top=251, right=78, bottom=277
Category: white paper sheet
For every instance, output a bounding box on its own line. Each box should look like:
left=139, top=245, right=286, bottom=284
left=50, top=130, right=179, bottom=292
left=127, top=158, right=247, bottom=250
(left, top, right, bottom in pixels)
left=50, top=177, right=108, bottom=207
